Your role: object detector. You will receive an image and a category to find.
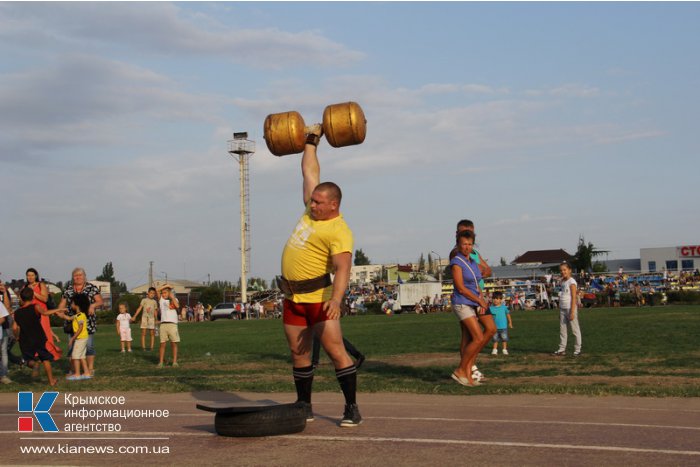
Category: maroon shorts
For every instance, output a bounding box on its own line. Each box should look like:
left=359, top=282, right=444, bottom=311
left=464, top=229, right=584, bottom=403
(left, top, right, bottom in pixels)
left=283, top=299, right=330, bottom=327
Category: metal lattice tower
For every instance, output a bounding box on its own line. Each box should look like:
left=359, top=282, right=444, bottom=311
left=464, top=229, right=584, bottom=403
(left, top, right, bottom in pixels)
left=227, top=132, right=255, bottom=306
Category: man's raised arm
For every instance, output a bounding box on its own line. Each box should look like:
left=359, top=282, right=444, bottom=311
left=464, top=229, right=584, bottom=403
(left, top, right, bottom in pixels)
left=302, top=125, right=322, bottom=205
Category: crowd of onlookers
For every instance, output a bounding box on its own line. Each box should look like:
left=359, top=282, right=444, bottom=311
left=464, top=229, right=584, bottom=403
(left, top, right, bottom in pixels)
left=339, top=268, right=700, bottom=315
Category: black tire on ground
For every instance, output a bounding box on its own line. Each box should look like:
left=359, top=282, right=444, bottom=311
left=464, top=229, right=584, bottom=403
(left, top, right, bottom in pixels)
left=214, top=403, right=306, bottom=437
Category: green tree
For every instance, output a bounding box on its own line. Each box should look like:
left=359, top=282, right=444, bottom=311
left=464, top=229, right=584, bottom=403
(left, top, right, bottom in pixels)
left=247, top=277, right=268, bottom=291
left=408, top=272, right=428, bottom=282
left=573, top=236, right=609, bottom=273
left=193, top=287, right=227, bottom=307
left=418, top=253, right=426, bottom=272
left=210, top=280, right=236, bottom=291
left=96, top=261, right=127, bottom=294
left=354, top=249, right=371, bottom=266
left=442, top=264, right=453, bottom=281
left=500, top=257, right=507, bottom=266
left=427, top=253, right=434, bottom=274
left=96, top=262, right=115, bottom=282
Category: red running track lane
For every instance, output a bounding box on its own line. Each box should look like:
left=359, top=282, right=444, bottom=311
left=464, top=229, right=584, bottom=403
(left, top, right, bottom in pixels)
left=1, top=391, right=699, bottom=466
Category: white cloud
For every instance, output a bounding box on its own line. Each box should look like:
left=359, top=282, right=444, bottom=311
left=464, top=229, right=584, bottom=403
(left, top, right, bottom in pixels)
left=233, top=77, right=664, bottom=176
left=0, top=3, right=364, bottom=69
left=0, top=55, right=225, bottom=162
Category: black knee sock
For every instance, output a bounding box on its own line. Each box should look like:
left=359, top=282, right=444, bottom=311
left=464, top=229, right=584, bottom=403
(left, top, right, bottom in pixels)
left=293, top=365, right=314, bottom=403
left=343, top=338, right=363, bottom=360
left=335, top=364, right=357, bottom=406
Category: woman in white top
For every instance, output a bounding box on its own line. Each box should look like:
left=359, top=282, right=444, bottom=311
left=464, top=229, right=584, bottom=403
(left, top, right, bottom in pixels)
left=553, top=262, right=582, bottom=357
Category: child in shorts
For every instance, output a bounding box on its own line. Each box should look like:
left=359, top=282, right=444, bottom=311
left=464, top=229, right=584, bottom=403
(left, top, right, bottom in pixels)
left=157, top=285, right=180, bottom=368
left=489, top=292, right=513, bottom=355
left=116, top=303, right=133, bottom=353
left=131, top=287, right=158, bottom=351
left=68, top=294, right=91, bottom=380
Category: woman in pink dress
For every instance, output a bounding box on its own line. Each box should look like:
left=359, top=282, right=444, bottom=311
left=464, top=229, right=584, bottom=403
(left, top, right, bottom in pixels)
left=25, top=268, right=63, bottom=361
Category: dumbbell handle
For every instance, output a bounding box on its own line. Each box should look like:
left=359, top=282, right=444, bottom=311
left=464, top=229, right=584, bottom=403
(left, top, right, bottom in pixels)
left=303, top=123, right=322, bottom=135
left=303, top=124, right=321, bottom=146
left=303, top=123, right=323, bottom=146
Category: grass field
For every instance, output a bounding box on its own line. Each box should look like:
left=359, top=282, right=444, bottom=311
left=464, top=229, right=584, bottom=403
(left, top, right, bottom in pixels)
left=4, top=305, right=699, bottom=396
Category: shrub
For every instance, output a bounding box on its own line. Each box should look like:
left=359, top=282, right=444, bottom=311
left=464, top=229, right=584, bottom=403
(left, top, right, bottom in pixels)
left=666, top=290, right=700, bottom=305
left=364, top=301, right=384, bottom=315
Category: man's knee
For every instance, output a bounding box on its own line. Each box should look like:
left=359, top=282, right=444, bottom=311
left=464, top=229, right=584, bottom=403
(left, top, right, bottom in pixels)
left=322, top=341, right=347, bottom=361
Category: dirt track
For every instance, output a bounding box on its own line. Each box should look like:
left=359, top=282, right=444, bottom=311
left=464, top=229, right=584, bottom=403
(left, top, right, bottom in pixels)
left=1, top=391, right=699, bottom=466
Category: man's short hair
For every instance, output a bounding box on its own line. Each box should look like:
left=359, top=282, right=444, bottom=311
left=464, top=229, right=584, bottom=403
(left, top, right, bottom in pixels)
left=148, top=287, right=157, bottom=293
left=457, top=230, right=476, bottom=242
left=20, top=287, right=34, bottom=302
left=492, top=291, right=503, bottom=300
left=457, top=219, right=474, bottom=230
left=315, top=182, right=342, bottom=204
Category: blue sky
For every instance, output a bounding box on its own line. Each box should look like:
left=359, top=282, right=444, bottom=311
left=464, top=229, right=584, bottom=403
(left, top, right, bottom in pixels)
left=1, top=2, right=698, bottom=288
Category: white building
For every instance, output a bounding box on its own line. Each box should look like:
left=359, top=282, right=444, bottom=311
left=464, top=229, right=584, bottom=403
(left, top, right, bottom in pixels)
left=350, top=265, right=383, bottom=285
left=90, top=280, right=112, bottom=310
left=640, top=245, right=699, bottom=273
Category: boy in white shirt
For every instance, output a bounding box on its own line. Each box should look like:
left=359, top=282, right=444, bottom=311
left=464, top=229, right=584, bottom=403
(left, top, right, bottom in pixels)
left=157, top=285, right=180, bottom=368
left=553, top=262, right=582, bottom=357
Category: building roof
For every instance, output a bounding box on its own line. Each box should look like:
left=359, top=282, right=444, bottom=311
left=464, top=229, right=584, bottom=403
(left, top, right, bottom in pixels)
left=513, top=249, right=573, bottom=265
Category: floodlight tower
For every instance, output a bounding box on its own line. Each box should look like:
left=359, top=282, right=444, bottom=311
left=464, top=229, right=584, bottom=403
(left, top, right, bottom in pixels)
left=228, top=132, right=255, bottom=308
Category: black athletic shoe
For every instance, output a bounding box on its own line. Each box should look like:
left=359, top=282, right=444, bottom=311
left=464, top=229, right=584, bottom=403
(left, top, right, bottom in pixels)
left=551, top=350, right=566, bottom=356
left=339, top=404, right=362, bottom=427
left=355, top=354, right=365, bottom=370
left=297, top=401, right=314, bottom=422
left=573, top=351, right=582, bottom=357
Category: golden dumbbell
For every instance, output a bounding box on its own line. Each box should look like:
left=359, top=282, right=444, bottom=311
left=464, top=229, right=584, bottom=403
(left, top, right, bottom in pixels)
left=263, top=102, right=367, bottom=157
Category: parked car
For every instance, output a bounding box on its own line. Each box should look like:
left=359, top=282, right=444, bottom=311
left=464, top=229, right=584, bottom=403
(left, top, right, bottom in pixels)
left=210, top=303, right=239, bottom=321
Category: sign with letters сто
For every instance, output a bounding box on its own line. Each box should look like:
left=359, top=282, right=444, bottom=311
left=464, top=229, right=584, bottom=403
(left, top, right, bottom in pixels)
left=678, top=246, right=700, bottom=257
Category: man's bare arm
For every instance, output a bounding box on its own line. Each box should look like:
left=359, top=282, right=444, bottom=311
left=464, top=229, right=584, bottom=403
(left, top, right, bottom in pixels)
left=302, top=126, right=322, bottom=205
left=323, top=252, right=352, bottom=320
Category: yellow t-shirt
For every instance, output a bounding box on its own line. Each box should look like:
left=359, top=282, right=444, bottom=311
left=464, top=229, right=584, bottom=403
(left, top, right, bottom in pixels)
left=281, top=207, right=353, bottom=303
left=72, top=312, right=88, bottom=339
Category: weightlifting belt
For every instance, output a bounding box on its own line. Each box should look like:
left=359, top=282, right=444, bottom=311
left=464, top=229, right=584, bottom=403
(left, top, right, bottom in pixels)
left=278, top=274, right=332, bottom=296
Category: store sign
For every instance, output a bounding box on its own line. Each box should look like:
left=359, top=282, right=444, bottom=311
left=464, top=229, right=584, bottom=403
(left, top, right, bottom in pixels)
left=678, top=246, right=700, bottom=257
